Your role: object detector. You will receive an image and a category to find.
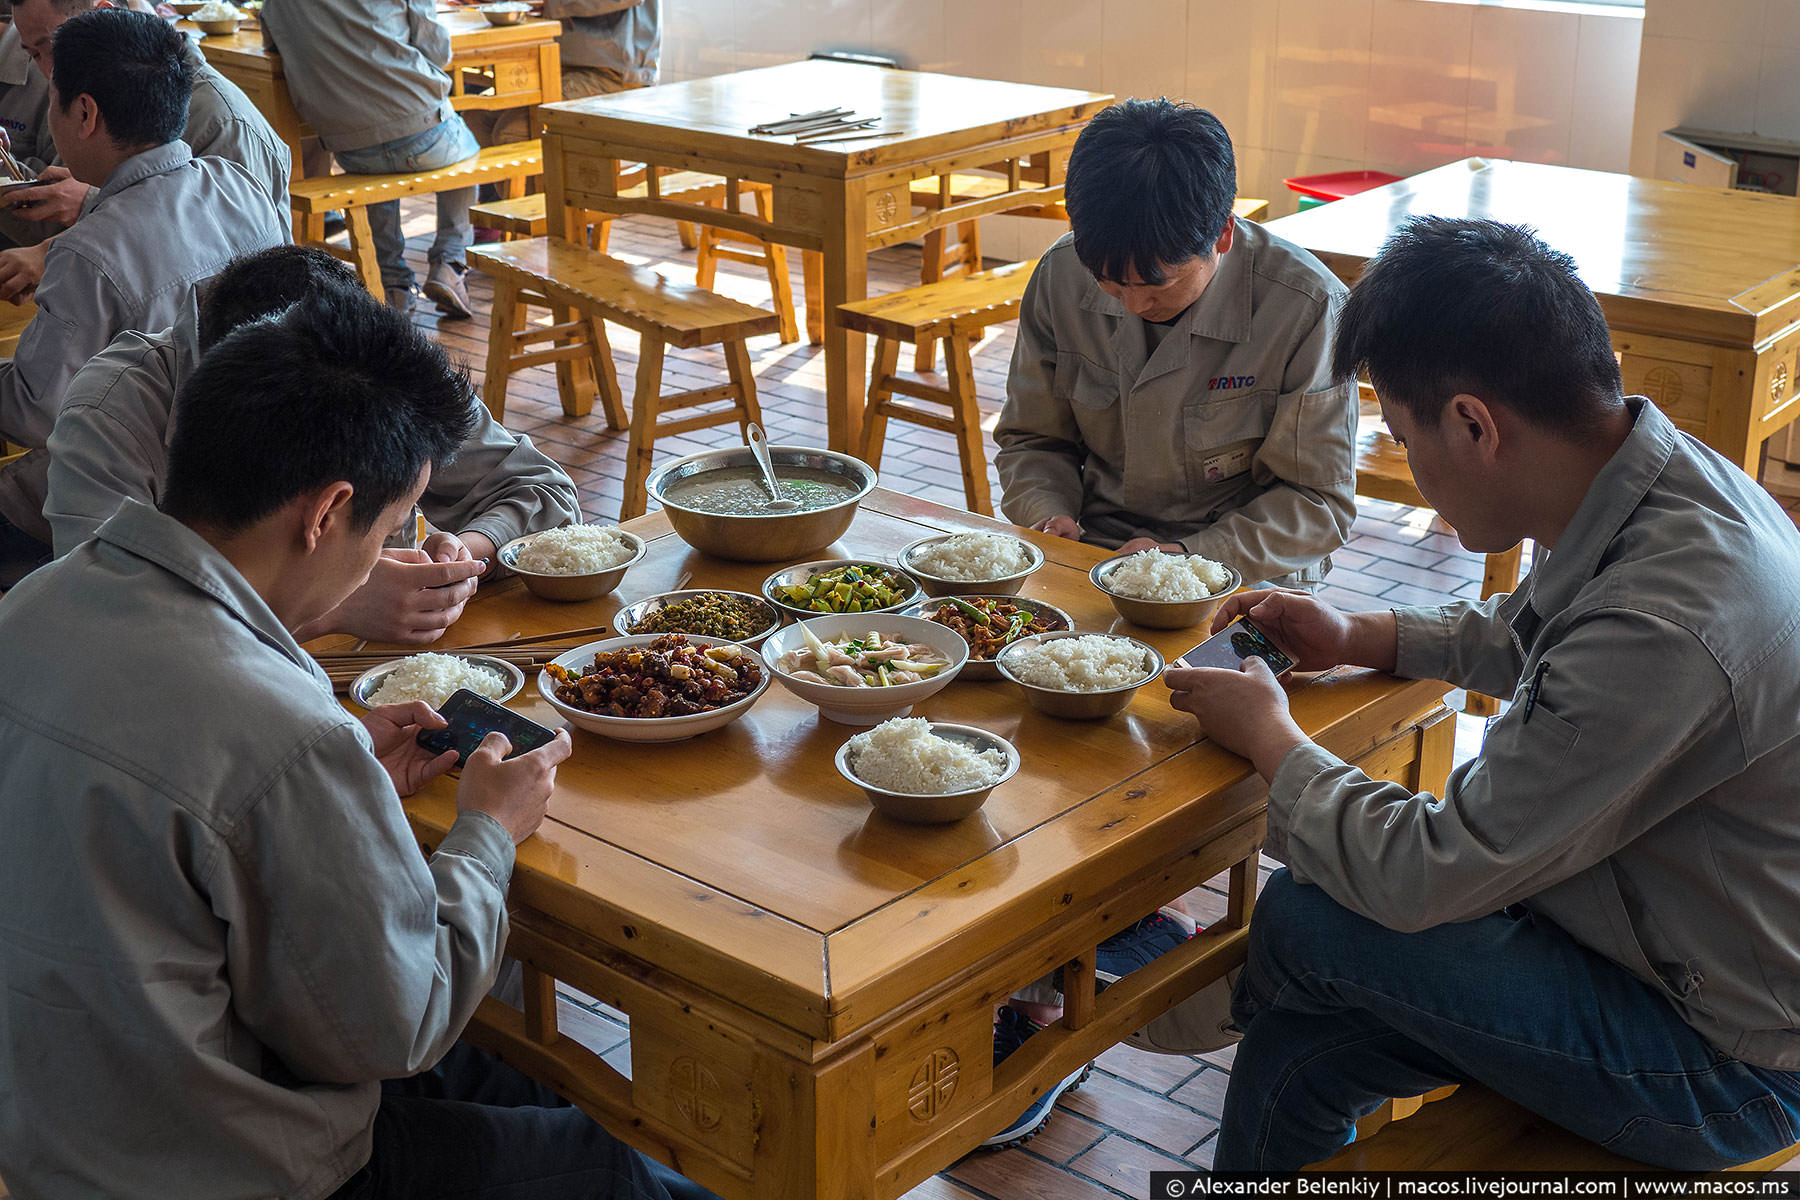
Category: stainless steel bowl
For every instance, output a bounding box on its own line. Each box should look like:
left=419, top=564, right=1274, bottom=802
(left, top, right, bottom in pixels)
left=902, top=594, right=1074, bottom=680
left=1090, top=552, right=1242, bottom=630
left=477, top=2, right=531, bottom=24
left=613, top=588, right=782, bottom=649
left=497, top=528, right=646, bottom=602
left=645, top=446, right=877, bottom=563
left=195, top=16, right=241, bottom=34
left=897, top=533, right=1044, bottom=597
left=349, top=653, right=525, bottom=710
left=760, top=559, right=921, bottom=621
left=835, top=722, right=1020, bottom=823
left=994, top=631, right=1164, bottom=719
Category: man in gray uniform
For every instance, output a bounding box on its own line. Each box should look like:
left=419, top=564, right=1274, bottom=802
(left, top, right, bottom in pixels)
left=995, top=100, right=1356, bottom=589
left=46, top=246, right=585, bottom=643
left=1166, top=218, right=1800, bottom=1170
left=547, top=0, right=659, bottom=97
left=0, top=8, right=283, bottom=581
left=262, top=0, right=481, bottom=318
left=0, top=17, right=50, bottom=173
left=0, top=0, right=289, bottom=260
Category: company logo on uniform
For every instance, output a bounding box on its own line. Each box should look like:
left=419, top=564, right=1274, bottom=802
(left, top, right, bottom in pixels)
left=1208, top=375, right=1255, bottom=390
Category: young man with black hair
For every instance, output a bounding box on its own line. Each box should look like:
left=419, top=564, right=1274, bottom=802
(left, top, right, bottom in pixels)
left=1160, top=216, right=1800, bottom=1169
left=43, top=245, right=584, bottom=643
left=0, top=7, right=283, bottom=582
left=0, top=289, right=719, bottom=1200
left=995, top=99, right=1356, bottom=590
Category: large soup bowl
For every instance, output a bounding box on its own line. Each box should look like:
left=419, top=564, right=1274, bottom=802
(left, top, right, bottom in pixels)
left=645, top=446, right=877, bottom=562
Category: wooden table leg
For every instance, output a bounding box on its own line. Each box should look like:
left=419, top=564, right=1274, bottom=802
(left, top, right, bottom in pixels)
left=821, top=182, right=868, bottom=454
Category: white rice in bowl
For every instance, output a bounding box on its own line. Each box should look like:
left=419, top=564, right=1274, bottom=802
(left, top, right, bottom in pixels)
left=366, top=653, right=507, bottom=708
left=512, top=525, right=635, bottom=575
left=847, top=718, right=1008, bottom=794
left=909, top=532, right=1034, bottom=581
left=1104, top=550, right=1231, bottom=601
left=1004, top=635, right=1150, bottom=692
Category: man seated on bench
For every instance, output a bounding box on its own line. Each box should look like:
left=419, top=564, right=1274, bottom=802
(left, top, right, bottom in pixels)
left=44, top=245, right=584, bottom=643
left=0, top=7, right=284, bottom=584
left=262, top=0, right=482, bottom=318
left=994, top=99, right=1356, bottom=591
left=0, top=288, right=719, bottom=1200
left=1159, top=217, right=1800, bottom=1170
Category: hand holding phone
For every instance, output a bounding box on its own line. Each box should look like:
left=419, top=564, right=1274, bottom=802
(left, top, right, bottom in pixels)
left=1171, top=617, right=1295, bottom=677
left=417, top=688, right=559, bottom=768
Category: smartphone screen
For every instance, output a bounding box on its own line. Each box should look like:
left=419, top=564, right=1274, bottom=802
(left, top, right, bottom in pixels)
left=1172, top=617, right=1296, bottom=676
left=416, top=688, right=558, bottom=768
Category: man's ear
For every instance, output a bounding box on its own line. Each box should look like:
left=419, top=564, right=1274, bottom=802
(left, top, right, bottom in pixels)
left=1213, top=214, right=1236, bottom=257
left=1446, top=393, right=1502, bottom=465
left=73, top=93, right=102, bottom=141
left=298, top=481, right=356, bottom=553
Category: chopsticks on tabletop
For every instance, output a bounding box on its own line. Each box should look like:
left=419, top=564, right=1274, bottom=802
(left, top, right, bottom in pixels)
left=749, top=107, right=853, bottom=136
left=749, top=108, right=889, bottom=141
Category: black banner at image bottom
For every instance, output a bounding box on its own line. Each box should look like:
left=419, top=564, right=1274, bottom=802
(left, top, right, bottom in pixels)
left=1149, top=1172, right=1800, bottom=1200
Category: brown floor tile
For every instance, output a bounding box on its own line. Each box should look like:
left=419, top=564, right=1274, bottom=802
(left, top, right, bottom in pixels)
left=947, top=1145, right=1123, bottom=1200
left=1058, top=1070, right=1216, bottom=1156
left=1022, top=1108, right=1110, bottom=1165
left=1169, top=1068, right=1231, bottom=1122
left=898, top=1176, right=989, bottom=1200
left=1094, top=1042, right=1206, bottom=1096
left=1069, top=1133, right=1192, bottom=1193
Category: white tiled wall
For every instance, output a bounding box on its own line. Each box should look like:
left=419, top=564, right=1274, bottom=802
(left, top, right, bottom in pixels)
left=1629, top=0, right=1800, bottom=177
left=662, top=0, right=1645, bottom=256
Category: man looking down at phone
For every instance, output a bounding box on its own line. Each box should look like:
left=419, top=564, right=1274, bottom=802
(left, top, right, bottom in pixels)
left=1156, top=217, right=1800, bottom=1169
left=0, top=290, right=716, bottom=1200
left=43, top=245, right=583, bottom=643
left=993, top=99, right=1356, bottom=589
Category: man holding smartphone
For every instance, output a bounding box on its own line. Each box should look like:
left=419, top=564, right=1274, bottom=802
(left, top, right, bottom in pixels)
left=0, top=290, right=713, bottom=1198
left=1160, top=218, right=1800, bottom=1170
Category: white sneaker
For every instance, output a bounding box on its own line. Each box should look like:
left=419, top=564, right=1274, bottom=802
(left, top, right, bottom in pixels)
left=423, top=261, right=473, bottom=319
left=1124, top=967, right=1244, bottom=1055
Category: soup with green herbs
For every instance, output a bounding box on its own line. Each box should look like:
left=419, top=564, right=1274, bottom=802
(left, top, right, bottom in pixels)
left=664, top=466, right=860, bottom=515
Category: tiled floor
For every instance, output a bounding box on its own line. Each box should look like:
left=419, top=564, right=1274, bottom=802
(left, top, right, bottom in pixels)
left=390, top=198, right=1800, bottom=1197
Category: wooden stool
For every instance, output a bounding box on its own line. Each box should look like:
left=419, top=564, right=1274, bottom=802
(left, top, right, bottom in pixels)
left=836, top=259, right=1037, bottom=516
left=1314, top=1084, right=1800, bottom=1171
left=289, top=141, right=543, bottom=297
left=1354, top=411, right=1524, bottom=718
left=468, top=237, right=781, bottom=518
left=694, top=182, right=800, bottom=344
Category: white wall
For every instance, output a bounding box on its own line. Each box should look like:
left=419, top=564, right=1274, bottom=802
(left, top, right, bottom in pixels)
left=662, top=0, right=1643, bottom=257
left=1628, top=0, right=1800, bottom=177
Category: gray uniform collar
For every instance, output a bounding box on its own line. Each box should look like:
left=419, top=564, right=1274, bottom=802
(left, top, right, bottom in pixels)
left=164, top=303, right=201, bottom=451
left=1076, top=229, right=1255, bottom=389
left=1527, top=397, right=1675, bottom=617
left=93, top=499, right=319, bottom=678
left=96, top=140, right=193, bottom=204
left=0, top=25, right=32, bottom=87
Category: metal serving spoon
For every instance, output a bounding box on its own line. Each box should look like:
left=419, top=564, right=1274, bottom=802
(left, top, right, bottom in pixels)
left=745, top=423, right=800, bottom=512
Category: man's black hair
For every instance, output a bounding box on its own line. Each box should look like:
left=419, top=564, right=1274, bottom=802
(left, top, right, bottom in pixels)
left=1332, top=217, right=1624, bottom=434
left=163, top=288, right=476, bottom=535
left=198, top=246, right=364, bottom=353
left=51, top=8, right=191, bottom=149
left=1064, top=99, right=1236, bottom=287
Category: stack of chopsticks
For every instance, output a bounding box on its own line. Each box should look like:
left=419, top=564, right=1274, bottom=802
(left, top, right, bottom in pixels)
left=313, top=624, right=611, bottom=693
left=748, top=108, right=885, bottom=142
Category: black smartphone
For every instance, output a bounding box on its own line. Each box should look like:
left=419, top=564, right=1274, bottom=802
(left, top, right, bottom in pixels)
left=416, top=689, right=559, bottom=768
left=1171, top=617, right=1296, bottom=676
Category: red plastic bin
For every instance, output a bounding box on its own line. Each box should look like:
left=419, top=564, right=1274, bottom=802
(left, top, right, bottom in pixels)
left=1282, top=170, right=1404, bottom=202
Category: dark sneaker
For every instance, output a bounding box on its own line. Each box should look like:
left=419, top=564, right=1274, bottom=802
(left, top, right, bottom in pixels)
left=1095, top=906, right=1198, bottom=986
left=423, top=261, right=473, bottom=319
left=982, top=1006, right=1091, bottom=1149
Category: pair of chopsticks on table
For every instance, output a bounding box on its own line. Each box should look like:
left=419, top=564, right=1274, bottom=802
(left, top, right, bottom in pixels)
left=312, top=624, right=612, bottom=693
left=748, top=108, right=907, bottom=144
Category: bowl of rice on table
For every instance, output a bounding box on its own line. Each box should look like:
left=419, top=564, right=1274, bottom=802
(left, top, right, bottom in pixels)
left=1089, top=549, right=1240, bottom=630
left=995, top=630, right=1164, bottom=719
left=897, top=532, right=1044, bottom=597
left=351, top=651, right=525, bottom=710
left=498, top=524, right=645, bottom=602
left=834, top=717, right=1020, bottom=823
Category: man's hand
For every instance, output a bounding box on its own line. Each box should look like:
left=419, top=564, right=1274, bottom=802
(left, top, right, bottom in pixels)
left=0, top=241, right=49, bottom=304
left=421, top=529, right=499, bottom=567
left=457, top=728, right=574, bottom=844
left=1034, top=515, right=1081, bottom=540
left=360, top=701, right=458, bottom=797
left=8, top=168, right=91, bottom=229
left=1165, top=658, right=1307, bottom=781
left=1118, top=536, right=1185, bottom=554
left=316, top=548, right=486, bottom=643
left=1211, top=589, right=1397, bottom=674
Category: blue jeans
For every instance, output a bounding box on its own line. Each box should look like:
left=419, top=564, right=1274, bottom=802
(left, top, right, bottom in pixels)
left=329, top=1041, right=720, bottom=1199
left=334, top=115, right=480, bottom=290
left=1214, top=870, right=1800, bottom=1170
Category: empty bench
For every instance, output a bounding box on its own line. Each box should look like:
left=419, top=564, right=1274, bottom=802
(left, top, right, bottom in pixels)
left=467, top=236, right=780, bottom=519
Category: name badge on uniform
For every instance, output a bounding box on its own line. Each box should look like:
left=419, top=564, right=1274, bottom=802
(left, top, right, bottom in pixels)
left=1200, top=442, right=1254, bottom=483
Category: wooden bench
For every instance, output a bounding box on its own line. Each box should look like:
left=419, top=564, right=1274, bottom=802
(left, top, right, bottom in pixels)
left=1314, top=1084, right=1800, bottom=1171
left=1355, top=413, right=1522, bottom=718
left=467, top=237, right=780, bottom=518
left=0, top=297, right=35, bottom=358
left=290, top=140, right=544, bottom=297
left=836, top=258, right=1037, bottom=515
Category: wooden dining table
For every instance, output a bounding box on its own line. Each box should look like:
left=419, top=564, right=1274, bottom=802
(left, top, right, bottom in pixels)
left=342, top=491, right=1455, bottom=1199
left=536, top=60, right=1112, bottom=455
left=1264, top=157, right=1800, bottom=477
left=184, top=9, right=563, bottom=181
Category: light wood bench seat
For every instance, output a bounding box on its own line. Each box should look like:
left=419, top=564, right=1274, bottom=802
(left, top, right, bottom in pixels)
left=290, top=140, right=544, bottom=297
left=1314, top=1084, right=1800, bottom=1171
left=468, top=236, right=780, bottom=518
left=836, top=258, right=1037, bottom=515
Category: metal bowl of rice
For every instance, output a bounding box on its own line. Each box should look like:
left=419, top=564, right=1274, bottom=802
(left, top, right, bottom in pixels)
left=351, top=651, right=525, bottom=710
left=498, top=525, right=645, bottom=602
left=897, top=532, right=1044, bottom=597
left=1089, top=549, right=1240, bottom=630
left=834, top=718, right=1020, bottom=823
left=995, top=631, right=1164, bottom=720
